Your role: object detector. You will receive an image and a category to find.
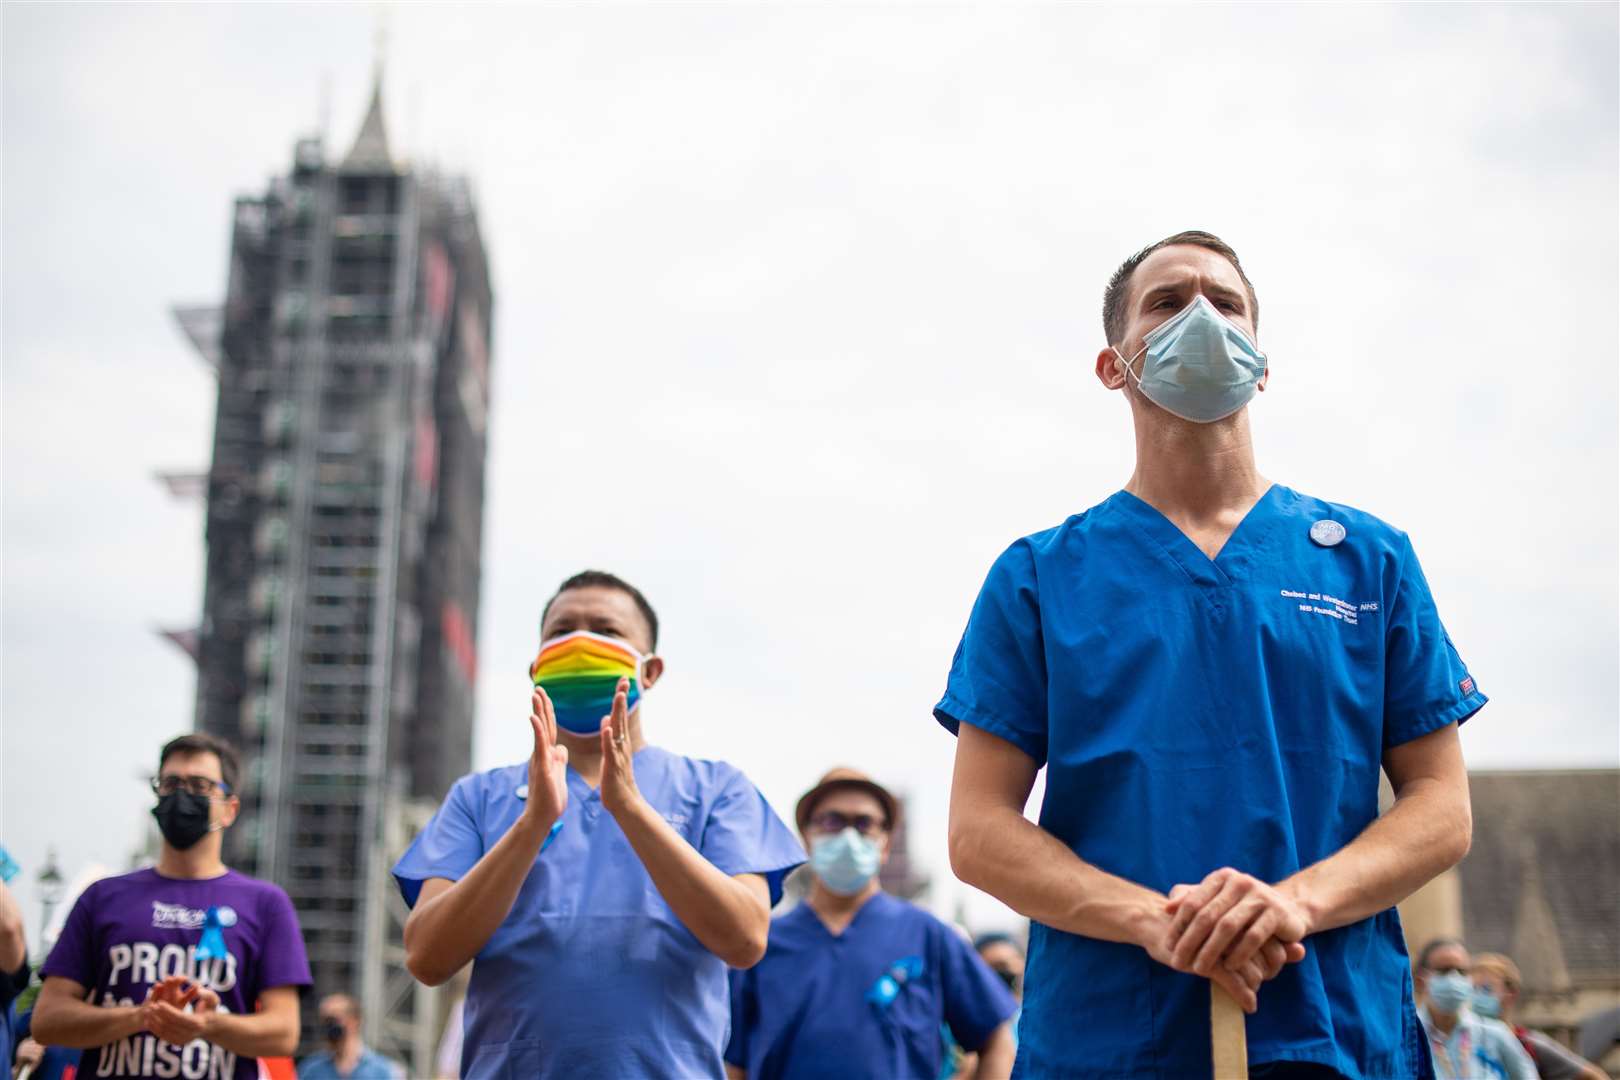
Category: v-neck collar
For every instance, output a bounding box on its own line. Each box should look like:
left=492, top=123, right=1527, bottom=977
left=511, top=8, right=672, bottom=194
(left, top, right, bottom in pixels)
left=1109, top=484, right=1281, bottom=591
left=800, top=889, right=887, bottom=940
left=566, top=745, right=655, bottom=803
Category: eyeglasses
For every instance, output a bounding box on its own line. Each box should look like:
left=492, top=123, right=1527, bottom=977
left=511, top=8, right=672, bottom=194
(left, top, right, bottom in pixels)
left=807, top=810, right=886, bottom=837
left=152, top=775, right=232, bottom=798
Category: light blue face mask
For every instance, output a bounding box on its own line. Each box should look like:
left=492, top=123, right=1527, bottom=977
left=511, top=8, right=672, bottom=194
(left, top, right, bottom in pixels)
left=1114, top=294, right=1268, bottom=423
left=809, top=828, right=881, bottom=895
left=1471, top=986, right=1502, bottom=1019
left=1426, top=971, right=1473, bottom=1015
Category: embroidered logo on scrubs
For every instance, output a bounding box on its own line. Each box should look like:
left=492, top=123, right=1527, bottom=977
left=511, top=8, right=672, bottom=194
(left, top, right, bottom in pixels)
left=1459, top=676, right=1475, bottom=696
left=1279, top=589, right=1372, bottom=626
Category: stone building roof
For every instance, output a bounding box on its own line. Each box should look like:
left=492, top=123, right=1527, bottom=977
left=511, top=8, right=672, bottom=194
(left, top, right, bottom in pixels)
left=1459, top=769, right=1620, bottom=991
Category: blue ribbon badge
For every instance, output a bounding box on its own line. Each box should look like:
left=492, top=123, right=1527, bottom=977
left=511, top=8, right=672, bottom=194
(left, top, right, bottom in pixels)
left=195, top=905, right=237, bottom=962
left=866, top=956, right=925, bottom=1010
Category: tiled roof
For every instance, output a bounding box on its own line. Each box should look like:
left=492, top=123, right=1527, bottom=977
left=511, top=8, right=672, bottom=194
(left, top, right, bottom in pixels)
left=1459, top=770, right=1620, bottom=991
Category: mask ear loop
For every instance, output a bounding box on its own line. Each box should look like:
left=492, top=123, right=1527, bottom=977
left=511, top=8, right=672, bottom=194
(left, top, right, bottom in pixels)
left=1111, top=343, right=1148, bottom=390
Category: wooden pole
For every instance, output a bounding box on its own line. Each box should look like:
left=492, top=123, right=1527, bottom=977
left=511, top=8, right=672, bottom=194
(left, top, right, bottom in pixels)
left=1211, top=982, right=1249, bottom=1079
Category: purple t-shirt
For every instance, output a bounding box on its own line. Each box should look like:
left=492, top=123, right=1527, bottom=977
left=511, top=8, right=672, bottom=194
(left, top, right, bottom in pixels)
left=42, top=867, right=311, bottom=1080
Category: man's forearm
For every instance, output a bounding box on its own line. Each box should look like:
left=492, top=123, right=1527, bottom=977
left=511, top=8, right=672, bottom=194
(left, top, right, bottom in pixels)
left=403, top=813, right=553, bottom=985
left=951, top=804, right=1164, bottom=945
left=0, top=883, right=27, bottom=973
left=202, top=1009, right=298, bottom=1058
left=32, top=995, right=145, bottom=1049
left=971, top=1023, right=1016, bottom=1080
left=1280, top=771, right=1470, bottom=934
left=616, top=799, right=768, bottom=967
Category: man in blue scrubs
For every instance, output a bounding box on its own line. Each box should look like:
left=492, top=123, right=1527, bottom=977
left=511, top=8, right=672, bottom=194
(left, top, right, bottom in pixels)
left=395, top=570, right=805, bottom=1079
left=938, top=231, right=1481, bottom=1078
left=726, top=769, right=1016, bottom=1080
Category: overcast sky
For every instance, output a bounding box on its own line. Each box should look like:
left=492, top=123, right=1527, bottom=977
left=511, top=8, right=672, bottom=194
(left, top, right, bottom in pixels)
left=3, top=3, right=1616, bottom=945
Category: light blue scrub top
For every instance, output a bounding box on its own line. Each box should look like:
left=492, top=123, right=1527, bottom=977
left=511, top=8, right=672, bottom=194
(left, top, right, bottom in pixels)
left=393, top=746, right=805, bottom=1080
left=935, top=485, right=1485, bottom=1079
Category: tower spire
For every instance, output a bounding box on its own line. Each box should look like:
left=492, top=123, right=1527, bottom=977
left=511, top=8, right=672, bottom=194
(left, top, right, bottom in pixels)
left=342, top=12, right=396, bottom=172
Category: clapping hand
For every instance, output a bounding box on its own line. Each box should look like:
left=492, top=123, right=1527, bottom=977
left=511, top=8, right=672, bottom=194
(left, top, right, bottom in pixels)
left=524, top=688, right=569, bottom=835
left=141, top=975, right=219, bottom=1045
left=599, top=678, right=644, bottom=819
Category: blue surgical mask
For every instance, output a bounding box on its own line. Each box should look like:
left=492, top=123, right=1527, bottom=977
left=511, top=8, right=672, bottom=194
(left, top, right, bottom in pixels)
left=1471, top=987, right=1502, bottom=1019
left=809, top=828, right=881, bottom=895
left=1114, top=294, right=1267, bottom=423
left=1426, top=971, right=1473, bottom=1015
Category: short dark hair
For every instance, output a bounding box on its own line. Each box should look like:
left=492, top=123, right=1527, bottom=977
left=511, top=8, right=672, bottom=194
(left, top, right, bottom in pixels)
left=1416, top=937, right=1465, bottom=970
left=541, top=570, right=660, bottom=650
left=1102, top=230, right=1259, bottom=347
left=974, top=931, right=1023, bottom=955
left=159, top=732, right=241, bottom=795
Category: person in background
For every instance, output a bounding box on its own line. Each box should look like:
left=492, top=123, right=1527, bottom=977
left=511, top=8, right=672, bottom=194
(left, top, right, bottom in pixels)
left=395, top=571, right=805, bottom=1080
left=1415, top=939, right=1535, bottom=1080
left=0, top=880, right=27, bottom=1078
left=726, top=769, right=1017, bottom=1080
left=11, top=996, right=84, bottom=1080
left=972, top=934, right=1024, bottom=1005
left=31, top=733, right=310, bottom=1080
left=296, top=994, right=403, bottom=1080
left=1471, top=952, right=1607, bottom=1080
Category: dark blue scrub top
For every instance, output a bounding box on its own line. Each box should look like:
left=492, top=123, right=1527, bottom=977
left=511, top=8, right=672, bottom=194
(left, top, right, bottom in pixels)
left=935, top=485, right=1484, bottom=1080
left=726, top=892, right=1016, bottom=1080
left=394, top=747, right=805, bottom=1080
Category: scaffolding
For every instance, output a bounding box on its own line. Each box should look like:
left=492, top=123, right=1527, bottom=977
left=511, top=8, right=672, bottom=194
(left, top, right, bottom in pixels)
left=182, top=82, right=493, bottom=1072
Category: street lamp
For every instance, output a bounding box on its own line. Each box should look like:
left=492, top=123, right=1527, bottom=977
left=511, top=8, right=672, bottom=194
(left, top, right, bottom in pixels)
left=37, top=847, right=64, bottom=950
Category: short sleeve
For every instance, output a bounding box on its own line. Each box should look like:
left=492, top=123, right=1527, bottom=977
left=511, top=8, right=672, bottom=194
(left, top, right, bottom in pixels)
left=1383, top=534, right=1486, bottom=749
left=699, top=767, right=805, bottom=908
left=934, top=541, right=1049, bottom=765
left=723, top=966, right=751, bottom=1068
left=255, top=885, right=313, bottom=992
left=936, top=925, right=1017, bottom=1052
left=392, top=775, right=487, bottom=907
left=40, top=885, right=97, bottom=987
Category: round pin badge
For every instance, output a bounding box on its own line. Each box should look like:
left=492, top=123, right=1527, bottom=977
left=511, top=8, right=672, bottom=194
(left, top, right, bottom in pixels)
left=515, top=784, right=529, bottom=800
left=1310, top=520, right=1347, bottom=547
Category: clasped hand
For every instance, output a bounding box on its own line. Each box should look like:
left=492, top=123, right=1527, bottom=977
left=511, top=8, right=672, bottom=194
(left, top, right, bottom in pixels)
left=140, top=975, right=219, bottom=1045
left=1153, top=867, right=1310, bottom=1013
left=524, top=678, right=643, bottom=836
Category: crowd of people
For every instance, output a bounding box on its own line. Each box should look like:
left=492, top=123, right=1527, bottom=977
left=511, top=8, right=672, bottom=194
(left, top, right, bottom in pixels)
left=1412, top=940, right=1608, bottom=1080
left=3, top=231, right=1611, bottom=1078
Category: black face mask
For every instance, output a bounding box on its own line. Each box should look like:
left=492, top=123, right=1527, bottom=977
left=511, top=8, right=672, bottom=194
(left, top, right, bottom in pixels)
left=152, top=791, right=214, bottom=850
left=323, top=1020, right=347, bottom=1045
left=993, top=967, right=1020, bottom=994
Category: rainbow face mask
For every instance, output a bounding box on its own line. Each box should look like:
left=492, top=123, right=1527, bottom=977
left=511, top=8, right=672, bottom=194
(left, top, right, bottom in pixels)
left=529, top=630, right=645, bottom=734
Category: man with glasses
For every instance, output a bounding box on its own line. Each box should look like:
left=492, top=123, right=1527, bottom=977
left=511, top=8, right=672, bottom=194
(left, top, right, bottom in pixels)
left=1414, top=939, right=1535, bottom=1080
left=725, top=768, right=1017, bottom=1080
left=32, top=733, right=311, bottom=1079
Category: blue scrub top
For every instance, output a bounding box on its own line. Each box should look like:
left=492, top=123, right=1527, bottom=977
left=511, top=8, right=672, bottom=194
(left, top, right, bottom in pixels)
left=393, top=746, right=805, bottom=1080
left=726, top=892, right=1017, bottom=1080
left=935, top=485, right=1484, bottom=1080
